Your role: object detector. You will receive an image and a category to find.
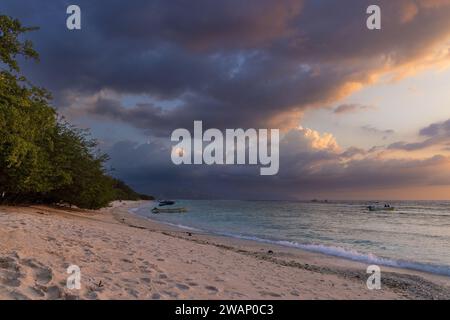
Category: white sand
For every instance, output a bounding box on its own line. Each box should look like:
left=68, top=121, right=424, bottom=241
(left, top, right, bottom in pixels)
left=0, top=201, right=449, bottom=300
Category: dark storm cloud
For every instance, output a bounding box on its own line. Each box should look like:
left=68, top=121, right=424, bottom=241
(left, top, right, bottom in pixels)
left=92, top=0, right=304, bottom=50
left=2, top=0, right=450, bottom=132
left=107, top=123, right=450, bottom=199
left=107, top=131, right=450, bottom=199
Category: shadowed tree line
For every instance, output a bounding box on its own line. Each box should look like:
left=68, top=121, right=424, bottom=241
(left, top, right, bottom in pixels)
left=0, top=15, right=153, bottom=209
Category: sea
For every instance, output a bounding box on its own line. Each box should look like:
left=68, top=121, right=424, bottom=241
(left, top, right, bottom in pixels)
left=132, top=200, right=450, bottom=277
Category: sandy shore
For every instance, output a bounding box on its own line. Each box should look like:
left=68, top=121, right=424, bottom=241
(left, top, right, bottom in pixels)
left=0, top=201, right=449, bottom=300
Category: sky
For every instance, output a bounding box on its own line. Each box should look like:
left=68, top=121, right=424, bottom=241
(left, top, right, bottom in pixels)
left=2, top=0, right=450, bottom=200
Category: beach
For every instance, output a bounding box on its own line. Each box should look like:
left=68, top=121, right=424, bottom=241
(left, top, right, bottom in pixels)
left=0, top=201, right=449, bottom=300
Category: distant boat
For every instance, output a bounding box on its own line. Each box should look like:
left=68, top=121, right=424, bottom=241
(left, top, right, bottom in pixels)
left=367, top=205, right=395, bottom=212
left=158, top=200, right=175, bottom=207
left=152, top=207, right=187, bottom=214
left=310, top=199, right=329, bottom=204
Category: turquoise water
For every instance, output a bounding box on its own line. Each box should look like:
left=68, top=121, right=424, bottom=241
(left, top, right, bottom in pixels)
left=133, top=200, right=450, bottom=276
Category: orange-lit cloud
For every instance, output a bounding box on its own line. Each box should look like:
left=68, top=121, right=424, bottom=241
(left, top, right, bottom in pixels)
left=297, top=126, right=340, bottom=152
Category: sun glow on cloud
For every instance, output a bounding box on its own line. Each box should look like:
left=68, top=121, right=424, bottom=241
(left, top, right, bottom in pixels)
left=297, top=126, right=340, bottom=152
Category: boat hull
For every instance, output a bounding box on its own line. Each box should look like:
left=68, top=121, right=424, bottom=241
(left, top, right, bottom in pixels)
left=152, top=207, right=187, bottom=214
left=368, top=206, right=395, bottom=212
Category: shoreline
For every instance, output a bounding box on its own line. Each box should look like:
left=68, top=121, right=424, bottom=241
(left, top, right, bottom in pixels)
left=120, top=201, right=450, bottom=299
left=130, top=201, right=450, bottom=278
left=0, top=201, right=449, bottom=299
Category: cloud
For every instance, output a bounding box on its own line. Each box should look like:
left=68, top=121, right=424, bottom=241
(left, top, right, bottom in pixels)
left=399, top=1, right=419, bottom=24
left=333, top=104, right=375, bottom=115
left=107, top=127, right=450, bottom=199
left=389, top=118, right=450, bottom=150
left=419, top=119, right=450, bottom=137
left=295, top=126, right=340, bottom=152
left=2, top=0, right=450, bottom=134
left=340, top=147, right=367, bottom=158
left=361, top=125, right=395, bottom=140
left=388, top=139, right=435, bottom=151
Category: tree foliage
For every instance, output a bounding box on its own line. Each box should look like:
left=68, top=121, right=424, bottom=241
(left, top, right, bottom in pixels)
left=0, top=15, right=151, bottom=209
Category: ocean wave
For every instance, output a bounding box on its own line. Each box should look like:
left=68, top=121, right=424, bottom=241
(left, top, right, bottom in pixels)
left=216, top=233, right=450, bottom=277
left=144, top=217, right=203, bottom=232
left=161, top=221, right=203, bottom=232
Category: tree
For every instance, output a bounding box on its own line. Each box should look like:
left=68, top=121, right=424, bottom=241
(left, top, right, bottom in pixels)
left=0, top=16, right=63, bottom=201
left=45, top=121, right=116, bottom=209
left=0, top=15, right=152, bottom=208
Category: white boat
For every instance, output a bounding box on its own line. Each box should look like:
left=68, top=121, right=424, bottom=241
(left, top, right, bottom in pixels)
left=151, top=207, right=187, bottom=214
left=367, top=205, right=395, bottom=212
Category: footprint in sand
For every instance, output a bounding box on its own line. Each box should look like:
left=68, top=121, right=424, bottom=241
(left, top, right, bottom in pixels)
left=0, top=255, right=23, bottom=287
left=1, top=254, right=66, bottom=300
left=140, top=277, right=151, bottom=284
left=139, top=265, right=151, bottom=273
left=151, top=293, right=161, bottom=299
left=162, top=290, right=179, bottom=298
left=290, top=290, right=300, bottom=296
left=205, top=285, right=219, bottom=293
left=85, top=291, right=98, bottom=300
left=175, top=283, right=190, bottom=291
left=126, top=288, right=139, bottom=298
left=8, top=290, right=29, bottom=300
left=187, top=282, right=199, bottom=287
left=27, top=285, right=46, bottom=298
left=21, top=258, right=53, bottom=285
left=259, top=290, right=282, bottom=298
left=46, top=286, right=63, bottom=299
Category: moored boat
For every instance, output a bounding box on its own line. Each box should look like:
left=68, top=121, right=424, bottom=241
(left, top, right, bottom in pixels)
left=367, top=205, right=395, bottom=212
left=152, top=207, right=187, bottom=214
left=158, top=200, right=175, bottom=206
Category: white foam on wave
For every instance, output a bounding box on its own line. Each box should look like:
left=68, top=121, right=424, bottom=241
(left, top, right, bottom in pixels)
left=161, top=221, right=203, bottom=232
left=144, top=216, right=203, bottom=232
left=217, top=233, right=450, bottom=277
left=128, top=207, right=140, bottom=213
